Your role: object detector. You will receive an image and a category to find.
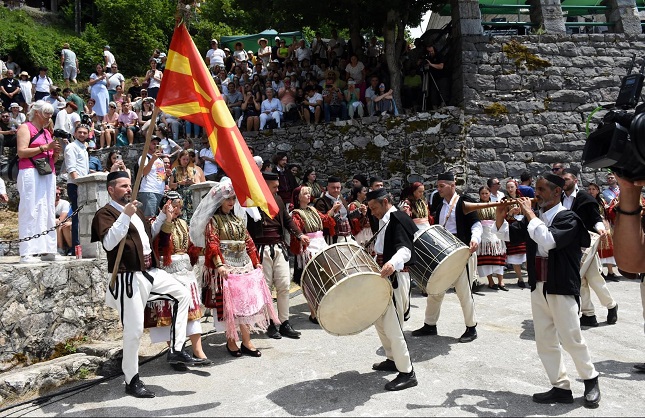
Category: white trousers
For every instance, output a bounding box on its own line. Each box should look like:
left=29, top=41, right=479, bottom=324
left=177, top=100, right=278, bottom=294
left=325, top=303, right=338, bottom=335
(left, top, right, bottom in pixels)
left=641, top=280, right=645, bottom=333
left=424, top=253, right=477, bottom=327
left=105, top=268, right=190, bottom=384
left=580, top=254, right=617, bottom=316
left=18, top=168, right=57, bottom=256
left=260, top=245, right=290, bottom=323
left=259, top=111, right=281, bottom=129
left=532, top=282, right=598, bottom=390
left=374, top=271, right=412, bottom=373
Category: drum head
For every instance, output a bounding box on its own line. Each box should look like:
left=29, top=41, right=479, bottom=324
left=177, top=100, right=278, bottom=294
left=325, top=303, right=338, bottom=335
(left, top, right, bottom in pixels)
left=425, top=247, right=471, bottom=294
left=317, top=272, right=392, bottom=336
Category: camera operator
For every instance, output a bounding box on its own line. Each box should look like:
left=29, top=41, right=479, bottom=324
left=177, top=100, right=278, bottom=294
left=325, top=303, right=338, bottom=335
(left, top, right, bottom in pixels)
left=418, top=45, right=449, bottom=109
left=63, top=124, right=90, bottom=254
left=612, top=175, right=645, bottom=372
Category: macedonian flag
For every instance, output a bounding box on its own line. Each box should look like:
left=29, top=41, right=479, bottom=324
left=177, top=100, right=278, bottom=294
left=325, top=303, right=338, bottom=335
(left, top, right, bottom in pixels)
left=156, top=23, right=278, bottom=217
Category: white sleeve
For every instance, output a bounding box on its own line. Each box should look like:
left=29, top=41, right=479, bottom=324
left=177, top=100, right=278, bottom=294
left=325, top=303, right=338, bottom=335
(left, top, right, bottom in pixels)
left=493, top=220, right=510, bottom=241
left=389, top=247, right=412, bottom=272
left=470, top=221, right=483, bottom=244
left=527, top=218, right=556, bottom=251
left=594, top=221, right=605, bottom=233
left=150, top=212, right=167, bottom=239
left=0, top=178, right=6, bottom=195
left=102, top=212, right=132, bottom=251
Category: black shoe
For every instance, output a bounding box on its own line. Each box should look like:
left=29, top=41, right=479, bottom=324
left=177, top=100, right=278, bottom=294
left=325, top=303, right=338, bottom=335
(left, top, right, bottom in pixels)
left=167, top=349, right=197, bottom=365
left=498, top=285, right=509, bottom=292
left=517, top=280, right=526, bottom=288
left=605, top=272, right=620, bottom=282
left=532, top=387, right=574, bottom=404
left=171, top=363, right=188, bottom=371
left=226, top=343, right=242, bottom=357
left=633, top=363, right=645, bottom=372
left=384, top=370, right=418, bottom=391
left=192, top=356, right=213, bottom=366
left=240, top=343, right=262, bottom=357
left=125, top=374, right=155, bottom=398
left=309, top=315, right=319, bottom=325
left=267, top=322, right=282, bottom=339
left=580, top=314, right=599, bottom=327
left=607, top=304, right=618, bottom=325
left=459, top=326, right=477, bottom=343
left=411, top=323, right=437, bottom=337
left=583, top=377, right=601, bottom=408
left=488, top=284, right=499, bottom=290
left=279, top=320, right=301, bottom=339
left=372, top=359, right=398, bottom=372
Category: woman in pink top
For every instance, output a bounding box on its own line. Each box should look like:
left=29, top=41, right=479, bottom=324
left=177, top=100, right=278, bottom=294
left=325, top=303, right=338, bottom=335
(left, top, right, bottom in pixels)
left=16, top=100, right=63, bottom=263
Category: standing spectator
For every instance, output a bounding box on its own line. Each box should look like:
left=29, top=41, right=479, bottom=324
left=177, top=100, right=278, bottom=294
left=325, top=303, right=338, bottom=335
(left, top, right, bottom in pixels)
left=603, top=172, right=620, bottom=203
left=199, top=136, right=219, bottom=181
left=106, top=63, right=125, bottom=103
left=205, top=39, right=226, bottom=71
left=32, top=67, right=53, bottom=101
left=63, top=124, right=90, bottom=253
left=518, top=171, right=535, bottom=198
left=17, top=100, right=63, bottom=263
left=103, top=45, right=116, bottom=68
left=137, top=98, right=155, bottom=137
left=311, top=32, right=327, bottom=62
left=18, top=71, right=32, bottom=108
left=60, top=43, right=79, bottom=88
left=0, top=110, right=17, bottom=158
left=127, top=77, right=143, bottom=102
left=223, top=83, right=243, bottom=123
left=345, top=54, right=366, bottom=95
left=487, top=177, right=505, bottom=202
left=327, top=29, right=345, bottom=60
left=295, top=39, right=311, bottom=64
left=257, top=38, right=271, bottom=68
left=137, top=137, right=166, bottom=217
left=144, top=59, right=163, bottom=100
left=0, top=70, right=23, bottom=111
left=271, top=152, right=297, bottom=205
left=54, top=101, right=80, bottom=138
left=89, top=64, right=109, bottom=121
left=62, top=88, right=86, bottom=115
left=117, top=102, right=139, bottom=145
left=259, top=88, right=282, bottom=130
left=4, top=55, right=20, bottom=76
left=232, top=42, right=248, bottom=67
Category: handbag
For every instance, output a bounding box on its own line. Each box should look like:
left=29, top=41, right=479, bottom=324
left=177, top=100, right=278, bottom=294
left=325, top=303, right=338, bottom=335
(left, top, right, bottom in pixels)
left=0, top=127, right=45, bottom=182
left=30, top=156, right=53, bottom=175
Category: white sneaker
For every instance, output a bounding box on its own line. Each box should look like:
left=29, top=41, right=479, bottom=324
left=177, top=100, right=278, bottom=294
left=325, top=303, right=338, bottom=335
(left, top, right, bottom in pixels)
left=20, top=255, right=41, bottom=264
left=40, top=253, right=66, bottom=262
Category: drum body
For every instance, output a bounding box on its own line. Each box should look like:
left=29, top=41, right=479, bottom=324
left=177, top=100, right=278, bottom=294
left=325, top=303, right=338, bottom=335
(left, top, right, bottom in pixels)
left=301, top=242, right=392, bottom=336
left=408, top=225, right=471, bottom=294
left=580, top=231, right=601, bottom=277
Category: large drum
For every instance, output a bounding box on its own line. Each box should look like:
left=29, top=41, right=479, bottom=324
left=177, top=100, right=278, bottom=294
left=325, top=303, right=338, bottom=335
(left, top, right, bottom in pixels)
left=408, top=225, right=471, bottom=294
left=580, top=231, right=601, bottom=277
left=301, top=242, right=392, bottom=336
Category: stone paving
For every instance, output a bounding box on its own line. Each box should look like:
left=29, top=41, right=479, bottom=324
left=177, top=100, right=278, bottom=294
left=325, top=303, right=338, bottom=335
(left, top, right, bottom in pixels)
left=2, top=269, right=645, bottom=417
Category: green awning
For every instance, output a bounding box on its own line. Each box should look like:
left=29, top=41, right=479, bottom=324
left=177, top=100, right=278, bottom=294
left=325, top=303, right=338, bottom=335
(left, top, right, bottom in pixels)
left=437, top=1, right=645, bottom=17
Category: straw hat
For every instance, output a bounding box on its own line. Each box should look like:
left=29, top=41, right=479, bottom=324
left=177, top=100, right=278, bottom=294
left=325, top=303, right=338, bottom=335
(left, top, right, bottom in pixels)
left=9, top=103, right=23, bottom=112
left=258, top=38, right=268, bottom=45
left=19, top=71, right=29, bottom=78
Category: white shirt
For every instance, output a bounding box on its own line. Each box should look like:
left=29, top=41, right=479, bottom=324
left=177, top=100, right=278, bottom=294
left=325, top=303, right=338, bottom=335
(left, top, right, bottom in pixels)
left=106, top=72, right=125, bottom=90
left=103, top=50, right=116, bottom=67
left=439, top=194, right=482, bottom=244
left=495, top=203, right=563, bottom=257
left=206, top=48, right=226, bottom=68
left=324, top=191, right=347, bottom=219
left=139, top=154, right=166, bottom=194
left=307, top=92, right=323, bottom=113
left=261, top=97, right=282, bottom=114
left=64, top=139, right=89, bottom=184
left=563, top=186, right=604, bottom=232
left=0, top=177, right=6, bottom=195
left=55, top=199, right=70, bottom=218
left=199, top=147, right=218, bottom=176
left=159, top=137, right=179, bottom=156
left=489, top=190, right=505, bottom=202
left=374, top=206, right=411, bottom=272
left=102, top=200, right=166, bottom=255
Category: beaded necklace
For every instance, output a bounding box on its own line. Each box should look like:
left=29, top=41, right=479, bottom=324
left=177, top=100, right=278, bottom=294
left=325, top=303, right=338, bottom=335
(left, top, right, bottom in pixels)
left=171, top=218, right=189, bottom=253
left=293, top=206, right=323, bottom=233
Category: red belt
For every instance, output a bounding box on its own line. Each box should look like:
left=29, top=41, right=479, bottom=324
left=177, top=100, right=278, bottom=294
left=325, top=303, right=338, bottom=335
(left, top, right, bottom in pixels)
left=535, top=256, right=548, bottom=282
left=376, top=254, right=409, bottom=272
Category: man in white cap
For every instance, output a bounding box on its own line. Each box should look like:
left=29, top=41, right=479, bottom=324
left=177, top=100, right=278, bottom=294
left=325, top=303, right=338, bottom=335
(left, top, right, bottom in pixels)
left=205, top=39, right=226, bottom=70
left=104, top=45, right=116, bottom=68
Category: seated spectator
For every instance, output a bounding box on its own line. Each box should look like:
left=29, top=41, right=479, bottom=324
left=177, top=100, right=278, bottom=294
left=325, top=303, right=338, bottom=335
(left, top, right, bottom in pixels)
left=155, top=124, right=182, bottom=160
left=112, top=85, right=126, bottom=112
left=344, top=80, right=364, bottom=119
left=160, top=111, right=182, bottom=142
left=365, top=75, right=380, bottom=116
left=322, top=77, right=347, bottom=122
left=54, top=101, right=80, bottom=137
left=241, top=84, right=261, bottom=131
left=106, top=63, right=125, bottom=103
left=345, top=54, right=367, bottom=95
left=1, top=70, right=23, bottom=111
left=127, top=76, right=142, bottom=101
left=223, top=82, right=243, bottom=123
left=117, top=102, right=139, bottom=145
left=0, top=110, right=17, bottom=158
left=131, top=88, right=149, bottom=112
left=257, top=38, right=272, bottom=67
left=55, top=186, right=72, bottom=255
left=62, top=88, right=87, bottom=115
left=259, top=88, right=282, bottom=130
left=88, top=149, right=103, bottom=173
left=0, top=177, right=7, bottom=202
left=278, top=77, right=297, bottom=114
left=137, top=97, right=155, bottom=137
left=100, top=101, right=119, bottom=148
left=104, top=150, right=131, bottom=177
left=372, top=82, right=395, bottom=115
left=302, top=85, right=323, bottom=125
left=183, top=119, right=202, bottom=140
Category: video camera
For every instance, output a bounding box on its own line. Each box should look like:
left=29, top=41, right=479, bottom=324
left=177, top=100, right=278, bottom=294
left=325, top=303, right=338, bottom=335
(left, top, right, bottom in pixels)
left=53, top=129, right=71, bottom=140
left=582, top=55, right=645, bottom=180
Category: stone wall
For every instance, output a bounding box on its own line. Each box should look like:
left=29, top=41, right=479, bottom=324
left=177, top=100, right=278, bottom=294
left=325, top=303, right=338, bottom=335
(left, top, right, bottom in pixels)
left=0, top=260, right=119, bottom=364
left=457, top=33, right=645, bottom=190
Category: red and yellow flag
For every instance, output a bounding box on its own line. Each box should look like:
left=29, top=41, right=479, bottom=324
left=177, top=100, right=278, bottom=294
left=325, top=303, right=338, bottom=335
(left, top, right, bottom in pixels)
left=156, top=23, right=278, bottom=217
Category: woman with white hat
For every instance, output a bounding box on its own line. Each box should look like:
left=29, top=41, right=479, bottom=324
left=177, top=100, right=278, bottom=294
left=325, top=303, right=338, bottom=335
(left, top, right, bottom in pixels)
left=18, top=71, right=32, bottom=107
left=9, top=103, right=25, bottom=128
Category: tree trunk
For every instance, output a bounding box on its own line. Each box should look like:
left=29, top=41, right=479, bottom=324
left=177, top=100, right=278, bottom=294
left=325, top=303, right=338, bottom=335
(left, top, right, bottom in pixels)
left=384, top=9, right=403, bottom=112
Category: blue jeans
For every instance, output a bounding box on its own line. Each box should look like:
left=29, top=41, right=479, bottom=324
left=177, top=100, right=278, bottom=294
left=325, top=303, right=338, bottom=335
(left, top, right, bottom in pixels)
left=323, top=103, right=348, bottom=122
left=67, top=183, right=79, bottom=247
left=138, top=192, right=163, bottom=217
left=185, top=121, right=202, bottom=138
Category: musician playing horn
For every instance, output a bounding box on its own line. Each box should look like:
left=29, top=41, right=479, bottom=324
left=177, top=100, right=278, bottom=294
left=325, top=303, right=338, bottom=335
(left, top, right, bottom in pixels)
left=413, top=171, right=481, bottom=343
left=366, top=188, right=418, bottom=391
left=493, top=173, right=601, bottom=408
left=91, top=171, right=196, bottom=398
left=561, top=168, right=618, bottom=327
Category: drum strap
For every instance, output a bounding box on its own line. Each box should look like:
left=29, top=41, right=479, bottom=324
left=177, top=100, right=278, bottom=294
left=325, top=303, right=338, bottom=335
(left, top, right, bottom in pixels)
left=442, top=194, right=459, bottom=228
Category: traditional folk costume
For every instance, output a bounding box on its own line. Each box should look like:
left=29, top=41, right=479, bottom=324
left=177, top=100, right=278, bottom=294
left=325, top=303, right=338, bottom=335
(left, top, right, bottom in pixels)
left=596, top=201, right=615, bottom=266
left=314, top=177, right=354, bottom=244
left=290, top=204, right=335, bottom=284
left=303, top=180, right=324, bottom=202
left=476, top=206, right=506, bottom=278
left=504, top=209, right=528, bottom=266
left=348, top=199, right=373, bottom=250
left=144, top=209, right=202, bottom=344
left=495, top=178, right=600, bottom=406
left=189, top=180, right=278, bottom=341
left=368, top=189, right=418, bottom=391
left=91, top=172, right=191, bottom=393
left=400, top=197, right=432, bottom=231
left=416, top=173, right=480, bottom=341
left=563, top=187, right=617, bottom=325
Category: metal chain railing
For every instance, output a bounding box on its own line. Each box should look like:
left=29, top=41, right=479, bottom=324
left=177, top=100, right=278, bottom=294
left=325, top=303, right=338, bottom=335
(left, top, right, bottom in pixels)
left=0, top=204, right=85, bottom=245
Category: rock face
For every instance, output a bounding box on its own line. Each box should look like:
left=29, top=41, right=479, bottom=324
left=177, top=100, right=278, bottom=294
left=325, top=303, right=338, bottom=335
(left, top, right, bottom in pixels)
left=0, top=260, right=119, bottom=363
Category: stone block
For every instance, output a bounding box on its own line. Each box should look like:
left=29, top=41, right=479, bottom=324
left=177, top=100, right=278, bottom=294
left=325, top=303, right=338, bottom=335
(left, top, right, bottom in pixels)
left=495, top=125, right=520, bottom=138
left=477, top=161, right=507, bottom=178
left=469, top=124, right=495, bottom=137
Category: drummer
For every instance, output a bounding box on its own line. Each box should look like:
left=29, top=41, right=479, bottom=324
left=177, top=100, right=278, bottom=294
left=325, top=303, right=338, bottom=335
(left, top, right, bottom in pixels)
left=412, top=171, right=481, bottom=343
left=366, top=188, right=419, bottom=391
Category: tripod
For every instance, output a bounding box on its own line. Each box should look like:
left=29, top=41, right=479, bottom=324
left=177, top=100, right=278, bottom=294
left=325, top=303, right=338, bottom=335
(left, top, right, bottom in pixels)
left=421, top=68, right=446, bottom=111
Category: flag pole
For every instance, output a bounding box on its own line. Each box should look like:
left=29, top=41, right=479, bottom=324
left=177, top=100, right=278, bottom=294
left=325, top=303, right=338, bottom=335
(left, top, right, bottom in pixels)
left=110, top=106, right=161, bottom=288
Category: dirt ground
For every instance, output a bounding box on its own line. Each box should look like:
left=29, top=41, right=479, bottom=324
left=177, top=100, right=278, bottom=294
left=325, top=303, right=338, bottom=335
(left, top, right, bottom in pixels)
left=0, top=206, right=19, bottom=240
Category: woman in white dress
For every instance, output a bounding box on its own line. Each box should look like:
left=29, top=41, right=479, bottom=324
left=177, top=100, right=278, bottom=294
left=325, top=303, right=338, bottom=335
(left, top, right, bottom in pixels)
left=89, top=64, right=109, bottom=121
